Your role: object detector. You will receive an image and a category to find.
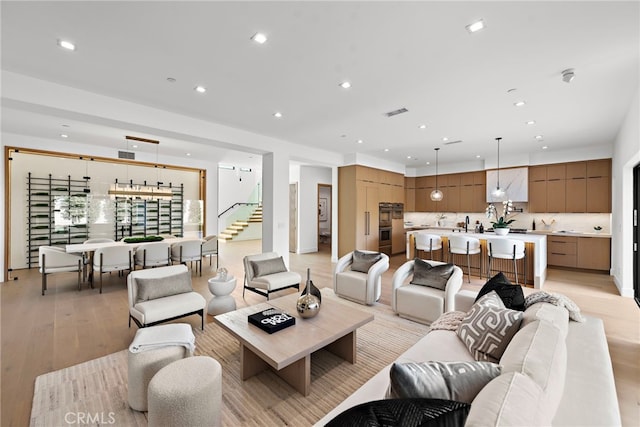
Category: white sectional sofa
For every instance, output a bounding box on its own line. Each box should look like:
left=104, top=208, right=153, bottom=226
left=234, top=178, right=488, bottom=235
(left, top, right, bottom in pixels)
left=316, top=293, right=620, bottom=426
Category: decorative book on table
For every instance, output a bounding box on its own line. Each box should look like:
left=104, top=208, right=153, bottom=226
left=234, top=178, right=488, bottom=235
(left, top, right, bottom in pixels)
left=248, top=309, right=295, bottom=334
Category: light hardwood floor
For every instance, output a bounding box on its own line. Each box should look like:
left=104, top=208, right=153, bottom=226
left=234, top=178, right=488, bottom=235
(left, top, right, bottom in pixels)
left=1, top=239, right=638, bottom=426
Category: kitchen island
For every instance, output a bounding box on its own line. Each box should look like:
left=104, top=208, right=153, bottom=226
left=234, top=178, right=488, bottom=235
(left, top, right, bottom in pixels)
left=406, top=229, right=547, bottom=289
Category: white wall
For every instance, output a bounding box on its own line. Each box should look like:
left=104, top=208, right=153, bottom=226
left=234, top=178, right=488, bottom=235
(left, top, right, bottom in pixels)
left=297, top=166, right=332, bottom=254
left=612, top=88, right=639, bottom=298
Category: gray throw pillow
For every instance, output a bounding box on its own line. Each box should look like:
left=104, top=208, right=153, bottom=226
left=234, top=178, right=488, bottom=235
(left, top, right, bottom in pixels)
left=350, top=250, right=382, bottom=273
left=457, top=291, right=523, bottom=362
left=251, top=257, right=288, bottom=277
left=410, top=259, right=454, bottom=290
left=135, top=271, right=193, bottom=304
left=387, top=361, right=502, bottom=403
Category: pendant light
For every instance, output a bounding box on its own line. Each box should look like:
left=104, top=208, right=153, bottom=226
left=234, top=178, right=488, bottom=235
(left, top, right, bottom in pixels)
left=490, top=137, right=506, bottom=200
left=430, top=147, right=443, bottom=201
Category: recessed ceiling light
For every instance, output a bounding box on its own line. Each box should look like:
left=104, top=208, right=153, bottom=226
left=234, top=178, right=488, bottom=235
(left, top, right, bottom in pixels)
left=476, top=155, right=481, bottom=158
left=526, top=120, right=536, bottom=125
left=407, top=156, right=412, bottom=159
left=251, top=32, right=267, bottom=44
left=425, top=161, right=430, bottom=165
left=60, top=134, right=68, bottom=138
left=357, top=139, right=363, bottom=144
left=132, top=144, right=138, bottom=148
left=535, top=135, right=544, bottom=140
left=419, top=124, right=427, bottom=129
left=57, top=39, right=76, bottom=51
left=194, top=85, right=207, bottom=93
left=442, top=137, right=449, bottom=142
left=466, top=19, right=485, bottom=33
left=514, top=101, right=526, bottom=107
left=542, top=146, right=548, bottom=150
left=384, top=148, right=390, bottom=152
left=339, top=81, right=352, bottom=89
left=273, top=112, right=283, bottom=118
left=186, top=153, right=191, bottom=156
left=166, top=77, right=176, bottom=83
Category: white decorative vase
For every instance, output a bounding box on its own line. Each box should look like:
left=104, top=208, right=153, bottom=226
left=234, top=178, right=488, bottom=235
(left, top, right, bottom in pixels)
left=494, top=227, right=510, bottom=236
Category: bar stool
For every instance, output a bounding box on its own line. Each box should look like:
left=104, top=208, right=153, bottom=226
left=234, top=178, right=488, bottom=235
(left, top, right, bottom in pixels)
left=414, top=232, right=443, bottom=261
left=486, top=238, right=526, bottom=285
left=447, top=234, right=481, bottom=283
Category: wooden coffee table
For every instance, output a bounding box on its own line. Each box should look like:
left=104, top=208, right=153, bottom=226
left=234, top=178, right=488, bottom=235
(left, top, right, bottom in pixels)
left=213, top=288, right=374, bottom=396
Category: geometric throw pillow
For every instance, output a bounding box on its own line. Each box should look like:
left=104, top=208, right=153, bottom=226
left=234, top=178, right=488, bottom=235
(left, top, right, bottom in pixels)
left=350, top=250, right=382, bottom=273
left=250, top=257, right=288, bottom=277
left=475, top=272, right=525, bottom=311
left=410, top=259, right=455, bottom=290
left=135, top=271, right=193, bottom=304
left=457, top=291, right=523, bottom=362
left=325, top=398, right=471, bottom=427
left=387, top=361, right=502, bottom=403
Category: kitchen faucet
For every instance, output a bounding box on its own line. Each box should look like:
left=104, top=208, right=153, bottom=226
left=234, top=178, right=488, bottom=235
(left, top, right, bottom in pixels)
left=465, top=215, right=470, bottom=233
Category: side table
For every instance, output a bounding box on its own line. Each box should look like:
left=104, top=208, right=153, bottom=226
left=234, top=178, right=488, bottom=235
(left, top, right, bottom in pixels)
left=207, top=275, right=237, bottom=315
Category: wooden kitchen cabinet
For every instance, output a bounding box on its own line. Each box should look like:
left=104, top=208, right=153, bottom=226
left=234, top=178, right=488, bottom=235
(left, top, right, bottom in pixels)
left=339, top=166, right=379, bottom=256
left=547, top=235, right=577, bottom=267
left=565, top=177, right=586, bottom=212
left=577, top=237, right=611, bottom=271
left=528, top=180, right=547, bottom=213
left=546, top=179, right=566, bottom=213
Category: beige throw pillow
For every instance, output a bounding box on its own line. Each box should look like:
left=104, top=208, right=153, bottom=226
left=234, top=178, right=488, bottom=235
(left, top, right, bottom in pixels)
left=135, top=271, right=193, bottom=304
left=250, top=257, right=288, bottom=277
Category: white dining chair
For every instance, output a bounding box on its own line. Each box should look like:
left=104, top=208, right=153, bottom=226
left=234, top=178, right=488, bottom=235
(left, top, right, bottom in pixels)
left=447, top=234, right=481, bottom=283
left=39, top=246, right=83, bottom=295
left=414, top=232, right=443, bottom=261
left=93, top=245, right=133, bottom=293
left=171, top=239, right=203, bottom=276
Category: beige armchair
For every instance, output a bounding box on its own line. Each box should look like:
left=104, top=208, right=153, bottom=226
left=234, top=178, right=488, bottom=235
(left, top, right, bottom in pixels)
left=334, top=250, right=389, bottom=305
left=39, top=246, right=83, bottom=295
left=243, top=252, right=301, bottom=299
left=391, top=259, right=463, bottom=325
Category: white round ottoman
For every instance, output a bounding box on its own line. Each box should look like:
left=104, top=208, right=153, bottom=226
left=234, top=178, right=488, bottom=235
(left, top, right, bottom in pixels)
left=148, top=356, right=222, bottom=427
left=127, top=346, right=187, bottom=412
left=207, top=275, right=237, bottom=315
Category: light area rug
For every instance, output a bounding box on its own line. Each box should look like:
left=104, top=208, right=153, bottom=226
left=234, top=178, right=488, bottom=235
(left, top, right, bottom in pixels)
left=30, top=301, right=430, bottom=426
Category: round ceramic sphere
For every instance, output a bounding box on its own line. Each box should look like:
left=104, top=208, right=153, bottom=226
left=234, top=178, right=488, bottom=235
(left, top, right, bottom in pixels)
left=296, top=294, right=320, bottom=319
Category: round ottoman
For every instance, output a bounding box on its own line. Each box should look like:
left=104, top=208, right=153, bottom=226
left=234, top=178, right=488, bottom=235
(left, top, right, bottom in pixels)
left=127, top=346, right=187, bottom=412
left=148, top=356, right=222, bottom=427
left=207, top=275, right=237, bottom=315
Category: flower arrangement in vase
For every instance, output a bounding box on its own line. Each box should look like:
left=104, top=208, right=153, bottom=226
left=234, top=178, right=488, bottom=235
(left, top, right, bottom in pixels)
left=486, top=200, right=516, bottom=235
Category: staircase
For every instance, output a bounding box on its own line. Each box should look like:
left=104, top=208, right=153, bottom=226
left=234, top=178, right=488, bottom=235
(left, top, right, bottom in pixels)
left=219, top=206, right=262, bottom=241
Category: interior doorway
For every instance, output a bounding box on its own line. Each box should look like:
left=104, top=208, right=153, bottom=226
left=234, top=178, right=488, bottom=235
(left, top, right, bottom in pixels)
left=634, top=164, right=639, bottom=307
left=317, top=184, right=331, bottom=253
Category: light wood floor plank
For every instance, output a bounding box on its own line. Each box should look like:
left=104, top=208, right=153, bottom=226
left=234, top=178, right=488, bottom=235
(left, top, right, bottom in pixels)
left=1, top=239, right=638, bottom=426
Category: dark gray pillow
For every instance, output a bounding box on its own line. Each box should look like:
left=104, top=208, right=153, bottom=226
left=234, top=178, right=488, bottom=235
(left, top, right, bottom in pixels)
left=387, top=361, right=502, bottom=403
left=351, top=250, right=382, bottom=273
left=410, top=259, right=454, bottom=290
left=135, top=271, right=193, bottom=304
left=326, top=398, right=471, bottom=427
left=251, top=257, right=287, bottom=277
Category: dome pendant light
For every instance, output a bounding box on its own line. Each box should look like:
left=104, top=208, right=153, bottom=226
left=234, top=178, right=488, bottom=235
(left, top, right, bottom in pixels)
left=430, top=147, right=444, bottom=202
left=491, top=137, right=507, bottom=201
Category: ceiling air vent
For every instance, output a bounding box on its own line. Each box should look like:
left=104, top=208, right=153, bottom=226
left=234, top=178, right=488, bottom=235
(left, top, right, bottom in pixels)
left=444, top=140, right=463, bottom=145
left=384, top=107, right=409, bottom=117
left=118, top=151, right=135, bottom=160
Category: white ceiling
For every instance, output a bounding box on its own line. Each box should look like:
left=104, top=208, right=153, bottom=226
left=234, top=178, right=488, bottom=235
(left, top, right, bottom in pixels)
left=1, top=1, right=638, bottom=169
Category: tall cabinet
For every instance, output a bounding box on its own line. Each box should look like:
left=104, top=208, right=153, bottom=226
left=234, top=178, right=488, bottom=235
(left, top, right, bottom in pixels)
left=26, top=173, right=90, bottom=267
left=338, top=165, right=404, bottom=257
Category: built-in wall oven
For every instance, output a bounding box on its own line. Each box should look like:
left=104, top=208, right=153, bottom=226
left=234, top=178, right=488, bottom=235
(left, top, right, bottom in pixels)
left=379, top=227, right=392, bottom=255
left=379, top=203, right=392, bottom=227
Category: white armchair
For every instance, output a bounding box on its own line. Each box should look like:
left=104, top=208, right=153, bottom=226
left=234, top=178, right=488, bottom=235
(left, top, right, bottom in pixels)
left=39, top=246, right=83, bottom=295
left=391, top=259, right=463, bottom=325
left=334, top=250, right=389, bottom=305
left=243, top=252, right=301, bottom=300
